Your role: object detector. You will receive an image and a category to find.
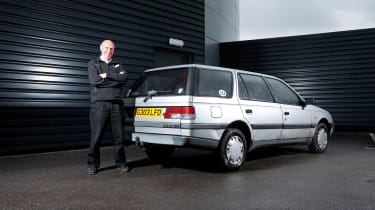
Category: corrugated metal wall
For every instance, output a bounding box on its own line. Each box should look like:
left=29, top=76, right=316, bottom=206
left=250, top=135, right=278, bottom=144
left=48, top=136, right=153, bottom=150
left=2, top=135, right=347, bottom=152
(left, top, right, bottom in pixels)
left=220, top=28, right=375, bottom=131
left=0, top=0, right=204, bottom=155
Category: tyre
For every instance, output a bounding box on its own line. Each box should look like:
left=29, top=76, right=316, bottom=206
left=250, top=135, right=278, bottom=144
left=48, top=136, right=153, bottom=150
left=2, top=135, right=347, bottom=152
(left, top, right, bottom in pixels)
left=309, top=123, right=329, bottom=153
left=217, top=128, right=247, bottom=170
left=145, top=144, right=175, bottom=161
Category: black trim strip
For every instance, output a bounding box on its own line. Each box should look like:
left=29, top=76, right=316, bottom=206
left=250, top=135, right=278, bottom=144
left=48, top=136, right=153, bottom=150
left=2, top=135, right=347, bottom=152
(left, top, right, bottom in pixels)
left=252, top=123, right=315, bottom=130
left=251, top=124, right=282, bottom=129
left=181, top=123, right=227, bottom=129
left=134, top=122, right=316, bottom=130
left=283, top=124, right=315, bottom=129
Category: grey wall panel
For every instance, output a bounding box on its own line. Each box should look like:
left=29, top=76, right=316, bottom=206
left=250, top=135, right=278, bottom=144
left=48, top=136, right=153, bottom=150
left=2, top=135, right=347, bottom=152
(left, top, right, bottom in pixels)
left=220, top=28, right=375, bottom=131
left=205, top=0, right=239, bottom=65
left=0, top=0, right=204, bottom=155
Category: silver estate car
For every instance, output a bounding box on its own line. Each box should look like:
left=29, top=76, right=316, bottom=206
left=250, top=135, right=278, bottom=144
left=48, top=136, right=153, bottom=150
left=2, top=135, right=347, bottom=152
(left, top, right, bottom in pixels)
left=124, top=64, right=334, bottom=170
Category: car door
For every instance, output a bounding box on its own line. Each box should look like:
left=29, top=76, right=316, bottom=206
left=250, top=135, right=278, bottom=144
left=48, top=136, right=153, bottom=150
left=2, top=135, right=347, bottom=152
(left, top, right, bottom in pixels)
left=265, top=77, right=313, bottom=142
left=238, top=73, right=283, bottom=144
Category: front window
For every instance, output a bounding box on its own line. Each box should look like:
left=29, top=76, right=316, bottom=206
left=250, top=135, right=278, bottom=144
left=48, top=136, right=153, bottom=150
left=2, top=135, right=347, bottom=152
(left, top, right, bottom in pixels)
left=265, top=78, right=301, bottom=105
left=128, top=68, right=189, bottom=97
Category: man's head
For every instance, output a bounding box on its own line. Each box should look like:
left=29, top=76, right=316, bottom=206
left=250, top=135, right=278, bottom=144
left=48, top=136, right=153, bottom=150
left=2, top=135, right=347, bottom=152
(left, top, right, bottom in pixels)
left=100, top=40, right=115, bottom=61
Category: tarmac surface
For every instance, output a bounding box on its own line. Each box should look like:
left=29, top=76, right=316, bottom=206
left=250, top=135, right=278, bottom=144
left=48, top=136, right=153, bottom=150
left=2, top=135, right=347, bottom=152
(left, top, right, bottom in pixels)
left=0, top=133, right=374, bottom=210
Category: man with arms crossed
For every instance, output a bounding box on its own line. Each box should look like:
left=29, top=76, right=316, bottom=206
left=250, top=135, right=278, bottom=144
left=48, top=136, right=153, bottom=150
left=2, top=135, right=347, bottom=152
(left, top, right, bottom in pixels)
left=87, top=40, right=129, bottom=175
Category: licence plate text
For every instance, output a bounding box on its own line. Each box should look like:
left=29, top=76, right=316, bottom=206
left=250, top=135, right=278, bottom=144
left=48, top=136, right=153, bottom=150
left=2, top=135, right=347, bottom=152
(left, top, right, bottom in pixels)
left=136, top=108, right=163, bottom=117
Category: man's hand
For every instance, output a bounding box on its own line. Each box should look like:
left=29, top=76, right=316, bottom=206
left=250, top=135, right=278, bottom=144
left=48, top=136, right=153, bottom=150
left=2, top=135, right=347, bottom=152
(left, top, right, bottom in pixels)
left=99, top=73, right=107, bottom=79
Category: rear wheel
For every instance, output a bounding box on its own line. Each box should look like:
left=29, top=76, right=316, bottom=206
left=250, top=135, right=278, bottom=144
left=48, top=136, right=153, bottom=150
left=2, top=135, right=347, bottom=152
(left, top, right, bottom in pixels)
left=309, top=123, right=329, bottom=153
left=217, top=128, right=247, bottom=171
left=145, top=144, right=175, bottom=161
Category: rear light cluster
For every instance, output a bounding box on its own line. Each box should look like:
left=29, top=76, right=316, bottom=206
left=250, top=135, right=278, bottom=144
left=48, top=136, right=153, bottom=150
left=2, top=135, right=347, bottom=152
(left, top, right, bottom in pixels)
left=164, top=106, right=195, bottom=120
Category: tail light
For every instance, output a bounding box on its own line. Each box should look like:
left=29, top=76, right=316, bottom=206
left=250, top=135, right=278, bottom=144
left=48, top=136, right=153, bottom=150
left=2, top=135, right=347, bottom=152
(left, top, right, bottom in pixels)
left=164, top=106, right=195, bottom=120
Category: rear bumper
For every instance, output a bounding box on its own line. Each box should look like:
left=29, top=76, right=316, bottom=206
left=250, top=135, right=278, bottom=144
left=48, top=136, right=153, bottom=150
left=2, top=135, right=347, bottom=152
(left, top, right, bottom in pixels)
left=131, top=132, right=219, bottom=150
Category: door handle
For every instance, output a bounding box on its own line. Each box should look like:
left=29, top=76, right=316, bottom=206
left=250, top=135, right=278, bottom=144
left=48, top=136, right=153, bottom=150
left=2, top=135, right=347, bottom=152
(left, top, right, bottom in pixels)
left=284, top=112, right=290, bottom=115
left=245, top=109, right=252, bottom=114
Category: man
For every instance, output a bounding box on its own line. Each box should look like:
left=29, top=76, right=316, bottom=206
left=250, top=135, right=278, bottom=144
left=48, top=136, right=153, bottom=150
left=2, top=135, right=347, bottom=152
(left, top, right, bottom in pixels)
left=87, top=40, right=129, bottom=175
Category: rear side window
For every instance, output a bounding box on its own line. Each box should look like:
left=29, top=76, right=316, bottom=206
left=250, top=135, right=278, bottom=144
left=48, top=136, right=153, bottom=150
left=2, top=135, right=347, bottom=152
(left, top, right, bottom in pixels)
left=196, top=69, right=233, bottom=98
left=129, top=68, right=189, bottom=97
left=238, top=74, right=274, bottom=102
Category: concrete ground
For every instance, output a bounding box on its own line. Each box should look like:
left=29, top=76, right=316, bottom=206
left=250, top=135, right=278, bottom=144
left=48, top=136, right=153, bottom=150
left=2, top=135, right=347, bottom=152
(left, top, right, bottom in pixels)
left=0, top=133, right=374, bottom=210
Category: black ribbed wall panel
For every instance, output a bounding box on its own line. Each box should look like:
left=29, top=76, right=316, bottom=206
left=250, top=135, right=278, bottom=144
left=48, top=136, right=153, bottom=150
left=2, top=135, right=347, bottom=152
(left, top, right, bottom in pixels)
left=0, top=0, right=204, bottom=155
left=220, top=28, right=375, bottom=131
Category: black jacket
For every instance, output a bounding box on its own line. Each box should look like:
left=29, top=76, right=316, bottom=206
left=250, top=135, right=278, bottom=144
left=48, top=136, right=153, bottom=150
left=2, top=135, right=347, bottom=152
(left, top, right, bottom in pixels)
left=88, top=57, right=128, bottom=103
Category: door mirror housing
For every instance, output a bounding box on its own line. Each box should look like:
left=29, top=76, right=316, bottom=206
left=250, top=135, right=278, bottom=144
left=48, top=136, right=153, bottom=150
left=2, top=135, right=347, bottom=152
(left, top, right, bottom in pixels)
left=305, top=97, right=315, bottom=105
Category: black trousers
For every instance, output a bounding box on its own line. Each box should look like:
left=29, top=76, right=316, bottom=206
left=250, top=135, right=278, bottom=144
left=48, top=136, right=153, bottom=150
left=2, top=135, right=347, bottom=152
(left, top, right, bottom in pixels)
left=87, top=101, right=126, bottom=168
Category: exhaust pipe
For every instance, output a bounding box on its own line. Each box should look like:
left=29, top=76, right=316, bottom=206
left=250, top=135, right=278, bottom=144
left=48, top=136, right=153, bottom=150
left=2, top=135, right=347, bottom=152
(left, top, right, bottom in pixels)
left=134, top=136, right=145, bottom=147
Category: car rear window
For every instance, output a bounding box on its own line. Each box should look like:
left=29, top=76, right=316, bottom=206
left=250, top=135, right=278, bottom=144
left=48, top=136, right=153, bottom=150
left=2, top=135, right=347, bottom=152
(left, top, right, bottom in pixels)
left=129, top=68, right=189, bottom=97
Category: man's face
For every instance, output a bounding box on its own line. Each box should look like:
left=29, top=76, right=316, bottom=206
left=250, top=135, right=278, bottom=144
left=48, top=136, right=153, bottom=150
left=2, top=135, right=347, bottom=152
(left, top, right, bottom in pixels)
left=100, top=40, right=115, bottom=61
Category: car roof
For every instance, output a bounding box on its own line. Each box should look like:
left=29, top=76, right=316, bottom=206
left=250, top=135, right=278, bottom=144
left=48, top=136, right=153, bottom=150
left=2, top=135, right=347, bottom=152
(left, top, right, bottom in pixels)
left=144, top=64, right=280, bottom=80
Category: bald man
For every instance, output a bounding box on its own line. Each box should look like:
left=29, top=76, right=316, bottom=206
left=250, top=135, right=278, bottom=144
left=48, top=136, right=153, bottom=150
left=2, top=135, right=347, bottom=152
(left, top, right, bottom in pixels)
left=87, top=40, right=129, bottom=174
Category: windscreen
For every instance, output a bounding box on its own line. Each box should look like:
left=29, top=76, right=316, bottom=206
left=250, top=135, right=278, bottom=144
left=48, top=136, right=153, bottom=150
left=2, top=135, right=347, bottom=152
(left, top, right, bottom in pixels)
left=129, top=68, right=190, bottom=97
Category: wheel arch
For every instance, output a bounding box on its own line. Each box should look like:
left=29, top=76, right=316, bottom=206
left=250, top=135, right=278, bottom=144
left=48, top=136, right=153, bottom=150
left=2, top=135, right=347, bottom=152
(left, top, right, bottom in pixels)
left=226, top=120, right=252, bottom=150
left=316, top=118, right=332, bottom=135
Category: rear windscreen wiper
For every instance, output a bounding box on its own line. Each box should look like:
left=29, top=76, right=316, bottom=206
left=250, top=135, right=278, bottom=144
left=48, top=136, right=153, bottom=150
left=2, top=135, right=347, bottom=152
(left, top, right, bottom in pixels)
left=143, top=90, right=171, bottom=102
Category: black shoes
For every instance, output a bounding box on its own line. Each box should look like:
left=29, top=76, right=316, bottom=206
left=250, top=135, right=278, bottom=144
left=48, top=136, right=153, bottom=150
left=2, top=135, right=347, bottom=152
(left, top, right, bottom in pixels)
left=88, top=165, right=130, bottom=175
left=88, top=166, right=97, bottom=175
left=117, top=165, right=130, bottom=173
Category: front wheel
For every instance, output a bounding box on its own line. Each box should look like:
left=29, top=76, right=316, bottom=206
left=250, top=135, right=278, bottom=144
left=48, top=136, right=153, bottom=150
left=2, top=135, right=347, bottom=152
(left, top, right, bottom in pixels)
left=309, top=123, right=329, bottom=153
left=217, top=128, right=247, bottom=171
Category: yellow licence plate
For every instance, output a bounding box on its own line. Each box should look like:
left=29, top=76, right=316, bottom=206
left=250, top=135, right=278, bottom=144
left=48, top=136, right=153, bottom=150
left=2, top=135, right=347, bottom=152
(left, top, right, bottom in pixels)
left=136, top=108, right=163, bottom=118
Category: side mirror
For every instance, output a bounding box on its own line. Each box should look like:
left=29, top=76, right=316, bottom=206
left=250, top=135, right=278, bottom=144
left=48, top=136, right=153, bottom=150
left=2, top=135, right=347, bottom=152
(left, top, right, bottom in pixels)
left=305, top=97, right=315, bottom=105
